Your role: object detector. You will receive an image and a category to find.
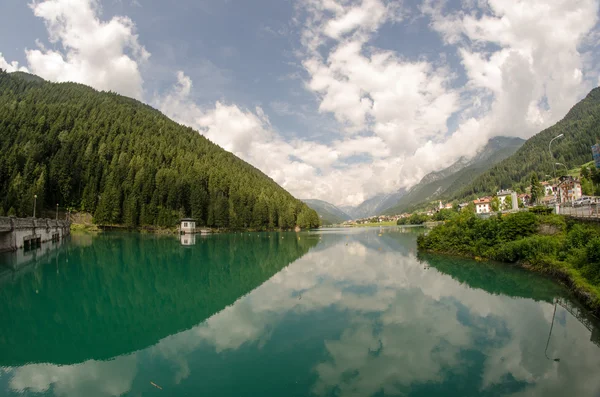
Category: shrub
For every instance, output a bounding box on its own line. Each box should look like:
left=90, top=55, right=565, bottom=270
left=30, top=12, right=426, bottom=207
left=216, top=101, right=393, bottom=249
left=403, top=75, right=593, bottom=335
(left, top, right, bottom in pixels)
left=498, top=212, right=539, bottom=242
left=494, top=235, right=562, bottom=263
left=565, top=224, right=599, bottom=250
left=529, top=206, right=553, bottom=215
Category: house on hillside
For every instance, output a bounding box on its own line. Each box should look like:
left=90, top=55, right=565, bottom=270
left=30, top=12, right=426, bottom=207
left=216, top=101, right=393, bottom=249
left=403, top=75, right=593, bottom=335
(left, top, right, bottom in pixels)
left=541, top=181, right=557, bottom=197
left=438, top=201, right=454, bottom=210
left=473, top=198, right=491, bottom=214
left=518, top=193, right=531, bottom=206
left=496, top=189, right=514, bottom=208
left=557, top=176, right=582, bottom=203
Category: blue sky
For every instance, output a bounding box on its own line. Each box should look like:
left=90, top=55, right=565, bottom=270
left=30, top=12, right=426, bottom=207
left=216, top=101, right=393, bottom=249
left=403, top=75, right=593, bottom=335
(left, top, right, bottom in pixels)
left=1, top=0, right=599, bottom=206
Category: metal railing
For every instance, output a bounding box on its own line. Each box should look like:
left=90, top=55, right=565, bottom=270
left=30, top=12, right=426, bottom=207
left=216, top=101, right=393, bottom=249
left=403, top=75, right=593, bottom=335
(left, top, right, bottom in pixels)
left=557, top=203, right=600, bottom=219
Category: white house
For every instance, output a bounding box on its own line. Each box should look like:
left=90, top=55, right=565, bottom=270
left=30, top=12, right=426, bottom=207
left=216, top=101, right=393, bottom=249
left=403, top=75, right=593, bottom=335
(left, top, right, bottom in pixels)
left=474, top=198, right=491, bottom=214
left=180, top=218, right=196, bottom=234
left=541, top=182, right=557, bottom=197
left=473, top=197, right=492, bottom=214
left=496, top=189, right=513, bottom=208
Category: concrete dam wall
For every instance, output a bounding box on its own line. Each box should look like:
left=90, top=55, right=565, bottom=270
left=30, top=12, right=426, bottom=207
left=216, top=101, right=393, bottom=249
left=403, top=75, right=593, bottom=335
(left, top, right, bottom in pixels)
left=0, top=217, right=71, bottom=253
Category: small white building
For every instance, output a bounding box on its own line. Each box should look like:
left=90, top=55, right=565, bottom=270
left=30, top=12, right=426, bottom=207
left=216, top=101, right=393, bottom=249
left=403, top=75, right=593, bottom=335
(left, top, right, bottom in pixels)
left=496, top=189, right=514, bottom=208
left=180, top=218, right=196, bottom=234
left=474, top=198, right=491, bottom=214
left=541, top=182, right=557, bottom=197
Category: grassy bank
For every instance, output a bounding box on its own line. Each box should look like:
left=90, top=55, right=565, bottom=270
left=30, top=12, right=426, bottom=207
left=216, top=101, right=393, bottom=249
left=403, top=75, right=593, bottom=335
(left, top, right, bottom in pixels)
left=417, top=211, right=600, bottom=315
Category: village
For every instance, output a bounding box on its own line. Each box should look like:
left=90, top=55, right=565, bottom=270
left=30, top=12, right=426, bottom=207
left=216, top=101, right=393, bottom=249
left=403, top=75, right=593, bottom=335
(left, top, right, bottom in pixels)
left=343, top=174, right=599, bottom=226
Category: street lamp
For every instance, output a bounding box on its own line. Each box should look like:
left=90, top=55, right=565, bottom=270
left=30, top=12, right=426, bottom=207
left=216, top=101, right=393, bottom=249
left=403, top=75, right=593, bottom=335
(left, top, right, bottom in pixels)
left=556, top=162, right=569, bottom=176
left=56, top=203, right=59, bottom=220
left=549, top=134, right=564, bottom=180
left=33, top=194, right=37, bottom=218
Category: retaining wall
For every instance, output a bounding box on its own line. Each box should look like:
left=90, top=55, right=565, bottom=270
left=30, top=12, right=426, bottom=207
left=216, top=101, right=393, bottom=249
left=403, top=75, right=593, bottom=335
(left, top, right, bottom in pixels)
left=0, top=217, right=70, bottom=253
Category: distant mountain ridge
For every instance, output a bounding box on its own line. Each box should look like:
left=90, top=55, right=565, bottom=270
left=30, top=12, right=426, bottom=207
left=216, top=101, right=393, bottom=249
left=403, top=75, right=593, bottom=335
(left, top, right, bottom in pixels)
left=302, top=199, right=351, bottom=225
left=341, top=189, right=407, bottom=219
left=379, top=136, right=525, bottom=215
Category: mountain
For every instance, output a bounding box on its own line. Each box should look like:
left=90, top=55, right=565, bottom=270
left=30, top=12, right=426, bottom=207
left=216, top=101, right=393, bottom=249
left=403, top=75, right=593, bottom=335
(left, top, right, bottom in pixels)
left=382, top=136, right=525, bottom=215
left=342, top=189, right=407, bottom=219
left=302, top=199, right=351, bottom=225
left=452, top=86, right=600, bottom=200
left=0, top=70, right=319, bottom=229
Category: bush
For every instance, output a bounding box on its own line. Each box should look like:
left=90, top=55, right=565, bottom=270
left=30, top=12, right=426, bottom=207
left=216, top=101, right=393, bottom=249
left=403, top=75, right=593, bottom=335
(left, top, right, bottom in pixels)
left=529, top=206, right=553, bottom=215
left=494, top=235, right=562, bottom=263
left=498, top=211, right=539, bottom=242
left=433, top=209, right=456, bottom=222
left=538, top=214, right=567, bottom=232
left=565, top=224, right=599, bottom=250
left=581, top=238, right=600, bottom=284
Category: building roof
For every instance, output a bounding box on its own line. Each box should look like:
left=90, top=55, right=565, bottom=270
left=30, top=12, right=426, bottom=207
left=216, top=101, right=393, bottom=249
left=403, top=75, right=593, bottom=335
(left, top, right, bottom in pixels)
left=180, top=218, right=196, bottom=222
left=474, top=198, right=491, bottom=204
left=497, top=189, right=513, bottom=196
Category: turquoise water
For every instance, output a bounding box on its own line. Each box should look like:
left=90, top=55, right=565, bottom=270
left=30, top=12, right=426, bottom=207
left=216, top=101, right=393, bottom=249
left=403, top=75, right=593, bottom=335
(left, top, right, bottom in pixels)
left=0, top=227, right=599, bottom=397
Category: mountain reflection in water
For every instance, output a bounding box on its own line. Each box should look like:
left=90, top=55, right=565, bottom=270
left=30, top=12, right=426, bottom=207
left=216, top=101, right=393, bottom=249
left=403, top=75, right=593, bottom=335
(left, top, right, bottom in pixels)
left=0, top=227, right=599, bottom=397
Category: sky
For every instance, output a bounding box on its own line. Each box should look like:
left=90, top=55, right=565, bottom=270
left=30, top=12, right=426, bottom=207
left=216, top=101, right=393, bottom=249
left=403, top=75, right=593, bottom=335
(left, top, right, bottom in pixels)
left=1, top=0, right=599, bottom=206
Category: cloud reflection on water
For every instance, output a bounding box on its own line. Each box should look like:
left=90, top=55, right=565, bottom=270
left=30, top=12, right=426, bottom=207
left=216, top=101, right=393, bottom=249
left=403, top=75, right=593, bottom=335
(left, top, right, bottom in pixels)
left=3, top=228, right=600, bottom=397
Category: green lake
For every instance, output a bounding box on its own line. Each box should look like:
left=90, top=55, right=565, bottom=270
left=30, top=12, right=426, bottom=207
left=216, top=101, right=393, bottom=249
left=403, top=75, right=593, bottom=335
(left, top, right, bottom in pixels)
left=0, top=227, right=599, bottom=396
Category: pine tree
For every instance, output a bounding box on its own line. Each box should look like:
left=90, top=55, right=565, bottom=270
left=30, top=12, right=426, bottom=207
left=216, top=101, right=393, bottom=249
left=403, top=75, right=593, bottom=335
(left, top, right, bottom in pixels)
left=530, top=173, right=543, bottom=205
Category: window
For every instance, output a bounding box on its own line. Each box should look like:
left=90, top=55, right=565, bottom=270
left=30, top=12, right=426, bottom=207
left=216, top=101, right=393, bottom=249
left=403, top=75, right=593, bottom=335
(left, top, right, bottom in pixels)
left=184, top=222, right=188, bottom=227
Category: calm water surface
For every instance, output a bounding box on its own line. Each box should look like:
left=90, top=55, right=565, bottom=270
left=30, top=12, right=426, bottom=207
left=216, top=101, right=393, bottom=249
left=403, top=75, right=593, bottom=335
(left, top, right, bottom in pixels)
left=0, top=227, right=599, bottom=397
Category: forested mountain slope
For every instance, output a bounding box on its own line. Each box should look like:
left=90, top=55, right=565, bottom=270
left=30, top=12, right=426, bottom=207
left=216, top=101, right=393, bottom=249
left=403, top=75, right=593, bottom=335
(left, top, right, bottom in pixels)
left=302, top=199, right=351, bottom=225
left=453, top=87, right=600, bottom=199
left=0, top=70, right=319, bottom=229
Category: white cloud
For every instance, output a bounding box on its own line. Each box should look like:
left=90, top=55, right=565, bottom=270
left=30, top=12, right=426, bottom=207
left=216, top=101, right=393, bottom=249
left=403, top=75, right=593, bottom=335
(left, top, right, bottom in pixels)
left=157, top=70, right=415, bottom=205
left=424, top=0, right=600, bottom=138
left=25, top=0, right=149, bottom=99
left=0, top=53, right=29, bottom=73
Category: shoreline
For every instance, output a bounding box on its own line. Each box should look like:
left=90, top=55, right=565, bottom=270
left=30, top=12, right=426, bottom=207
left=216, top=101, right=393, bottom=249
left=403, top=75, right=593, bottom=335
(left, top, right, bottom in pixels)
left=420, top=247, right=600, bottom=318
left=70, top=223, right=313, bottom=235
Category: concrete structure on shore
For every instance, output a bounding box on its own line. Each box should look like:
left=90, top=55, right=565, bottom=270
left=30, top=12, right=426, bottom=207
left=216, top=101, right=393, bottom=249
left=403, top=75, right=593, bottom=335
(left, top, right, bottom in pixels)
left=0, top=217, right=70, bottom=253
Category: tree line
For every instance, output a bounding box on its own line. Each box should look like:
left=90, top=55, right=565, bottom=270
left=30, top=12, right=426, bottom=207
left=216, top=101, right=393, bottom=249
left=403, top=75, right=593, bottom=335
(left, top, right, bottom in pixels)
left=0, top=70, right=320, bottom=229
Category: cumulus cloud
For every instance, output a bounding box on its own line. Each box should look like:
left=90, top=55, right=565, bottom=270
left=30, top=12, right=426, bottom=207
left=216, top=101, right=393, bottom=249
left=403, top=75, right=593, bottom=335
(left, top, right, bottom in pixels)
left=423, top=0, right=600, bottom=138
left=24, top=0, right=149, bottom=99
left=0, top=53, right=29, bottom=72
left=289, top=0, right=600, bottom=204
left=157, top=70, right=417, bottom=205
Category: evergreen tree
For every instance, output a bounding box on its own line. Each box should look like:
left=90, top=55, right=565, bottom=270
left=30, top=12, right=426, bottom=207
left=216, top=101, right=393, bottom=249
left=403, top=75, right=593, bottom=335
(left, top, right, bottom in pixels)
left=530, top=173, right=543, bottom=205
